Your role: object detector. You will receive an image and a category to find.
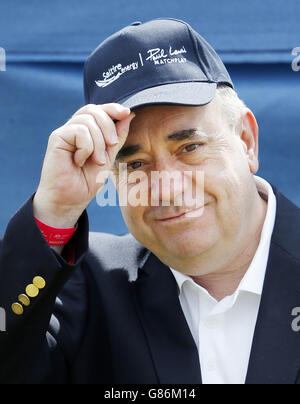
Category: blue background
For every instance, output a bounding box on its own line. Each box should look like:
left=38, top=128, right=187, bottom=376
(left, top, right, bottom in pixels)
left=0, top=0, right=299, bottom=235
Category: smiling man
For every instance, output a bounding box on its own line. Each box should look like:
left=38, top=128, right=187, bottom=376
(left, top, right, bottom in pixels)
left=116, top=101, right=266, bottom=289
left=0, top=18, right=300, bottom=385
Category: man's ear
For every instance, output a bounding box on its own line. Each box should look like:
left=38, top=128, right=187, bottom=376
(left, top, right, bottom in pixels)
left=240, top=109, right=259, bottom=174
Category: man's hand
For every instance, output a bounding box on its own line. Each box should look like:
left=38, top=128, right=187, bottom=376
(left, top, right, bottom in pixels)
left=33, top=103, right=135, bottom=229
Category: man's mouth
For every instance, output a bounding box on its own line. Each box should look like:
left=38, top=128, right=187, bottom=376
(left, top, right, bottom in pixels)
left=156, top=206, right=205, bottom=222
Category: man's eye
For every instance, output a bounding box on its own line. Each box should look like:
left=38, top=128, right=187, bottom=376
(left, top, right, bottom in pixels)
left=182, top=143, right=202, bottom=153
left=127, top=161, right=143, bottom=170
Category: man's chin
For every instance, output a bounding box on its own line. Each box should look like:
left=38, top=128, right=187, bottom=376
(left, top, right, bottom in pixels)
left=157, top=233, right=217, bottom=262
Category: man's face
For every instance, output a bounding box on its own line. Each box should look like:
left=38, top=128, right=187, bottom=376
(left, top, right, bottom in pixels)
left=115, top=95, right=259, bottom=275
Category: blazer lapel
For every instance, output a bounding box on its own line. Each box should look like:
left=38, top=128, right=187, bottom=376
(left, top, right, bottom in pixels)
left=131, top=252, right=202, bottom=384
left=246, top=189, right=300, bottom=384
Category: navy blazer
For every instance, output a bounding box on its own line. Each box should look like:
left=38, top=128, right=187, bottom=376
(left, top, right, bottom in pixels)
left=0, top=186, right=300, bottom=384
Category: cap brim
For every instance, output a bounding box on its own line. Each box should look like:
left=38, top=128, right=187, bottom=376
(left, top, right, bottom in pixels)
left=118, top=81, right=217, bottom=110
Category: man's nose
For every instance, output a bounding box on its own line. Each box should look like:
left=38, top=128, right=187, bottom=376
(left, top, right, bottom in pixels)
left=150, top=164, right=188, bottom=207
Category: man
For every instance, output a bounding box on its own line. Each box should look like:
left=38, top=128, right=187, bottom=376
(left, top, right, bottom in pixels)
left=0, top=18, right=300, bottom=384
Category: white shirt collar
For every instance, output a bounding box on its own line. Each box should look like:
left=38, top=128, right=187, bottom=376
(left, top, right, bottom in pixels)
left=170, top=175, right=277, bottom=299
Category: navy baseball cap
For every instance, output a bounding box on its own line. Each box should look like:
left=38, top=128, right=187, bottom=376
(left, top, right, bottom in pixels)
left=84, top=18, right=233, bottom=110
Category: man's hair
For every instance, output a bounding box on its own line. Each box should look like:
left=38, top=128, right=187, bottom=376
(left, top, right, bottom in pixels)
left=216, top=84, right=247, bottom=131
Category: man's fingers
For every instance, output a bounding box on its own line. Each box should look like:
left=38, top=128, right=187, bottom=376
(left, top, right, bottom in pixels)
left=116, top=112, right=136, bottom=144
left=66, top=114, right=107, bottom=165
left=74, top=107, right=119, bottom=147
left=107, top=112, right=136, bottom=165
left=51, top=123, right=102, bottom=168
left=53, top=104, right=134, bottom=169
left=66, top=124, right=94, bottom=167
left=100, top=103, right=131, bottom=120
left=74, top=103, right=131, bottom=125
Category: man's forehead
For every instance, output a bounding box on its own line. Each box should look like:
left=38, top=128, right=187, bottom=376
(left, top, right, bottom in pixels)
left=127, top=103, right=213, bottom=137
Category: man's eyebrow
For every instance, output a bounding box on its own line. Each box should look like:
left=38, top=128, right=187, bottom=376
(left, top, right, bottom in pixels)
left=115, top=129, right=205, bottom=162
left=166, top=128, right=203, bottom=141
left=115, top=144, right=141, bottom=162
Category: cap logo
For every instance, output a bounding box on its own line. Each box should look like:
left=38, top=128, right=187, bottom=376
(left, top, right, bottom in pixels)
left=146, top=45, right=187, bottom=63
left=95, top=45, right=188, bottom=89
